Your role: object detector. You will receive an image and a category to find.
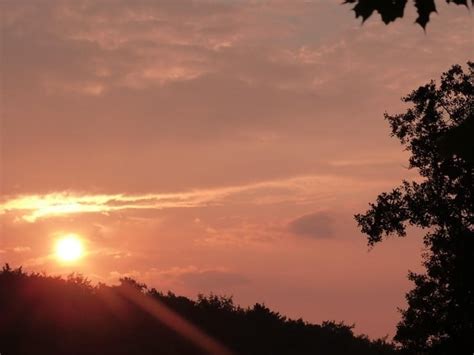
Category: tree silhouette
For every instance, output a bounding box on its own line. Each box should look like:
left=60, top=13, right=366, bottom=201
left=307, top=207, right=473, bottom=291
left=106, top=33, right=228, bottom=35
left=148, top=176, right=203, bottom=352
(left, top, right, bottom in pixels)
left=0, top=264, right=397, bottom=355
left=344, top=0, right=472, bottom=29
left=355, top=63, right=473, bottom=354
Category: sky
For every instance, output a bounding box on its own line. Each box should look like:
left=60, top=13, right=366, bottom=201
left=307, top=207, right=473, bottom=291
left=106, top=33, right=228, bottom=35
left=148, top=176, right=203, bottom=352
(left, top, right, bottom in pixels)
left=0, top=0, right=472, bottom=339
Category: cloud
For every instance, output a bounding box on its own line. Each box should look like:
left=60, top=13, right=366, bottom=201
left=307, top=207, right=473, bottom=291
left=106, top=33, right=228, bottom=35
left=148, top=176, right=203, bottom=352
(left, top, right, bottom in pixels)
left=12, top=246, right=31, bottom=253
left=0, top=246, right=32, bottom=254
left=108, top=266, right=249, bottom=291
left=1, top=0, right=470, bottom=197
left=0, top=174, right=383, bottom=222
left=288, top=212, right=334, bottom=239
left=179, top=270, right=249, bottom=290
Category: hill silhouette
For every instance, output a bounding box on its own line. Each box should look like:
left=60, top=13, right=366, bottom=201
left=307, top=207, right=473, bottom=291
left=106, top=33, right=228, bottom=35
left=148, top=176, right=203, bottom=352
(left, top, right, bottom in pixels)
left=0, top=264, right=396, bottom=355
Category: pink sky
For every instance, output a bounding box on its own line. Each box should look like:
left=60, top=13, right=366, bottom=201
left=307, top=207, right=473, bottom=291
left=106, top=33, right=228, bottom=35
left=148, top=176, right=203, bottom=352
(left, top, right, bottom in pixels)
left=0, top=0, right=472, bottom=338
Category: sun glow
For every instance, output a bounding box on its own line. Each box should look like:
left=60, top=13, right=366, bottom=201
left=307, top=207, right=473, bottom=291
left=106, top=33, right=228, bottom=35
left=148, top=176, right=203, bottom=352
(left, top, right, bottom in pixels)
left=55, top=235, right=84, bottom=262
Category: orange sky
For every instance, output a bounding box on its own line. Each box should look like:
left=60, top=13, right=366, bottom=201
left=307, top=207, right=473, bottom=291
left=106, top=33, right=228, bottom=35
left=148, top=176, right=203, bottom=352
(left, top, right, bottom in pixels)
left=0, top=0, right=472, bottom=338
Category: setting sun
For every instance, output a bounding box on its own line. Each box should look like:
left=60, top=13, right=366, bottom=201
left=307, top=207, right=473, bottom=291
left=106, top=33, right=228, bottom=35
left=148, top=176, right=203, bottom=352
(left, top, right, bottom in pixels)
left=55, top=235, right=84, bottom=262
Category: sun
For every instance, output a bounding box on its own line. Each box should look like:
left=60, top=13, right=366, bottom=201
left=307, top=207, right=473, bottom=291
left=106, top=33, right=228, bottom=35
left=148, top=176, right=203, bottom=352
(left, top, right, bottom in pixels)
left=55, top=234, right=84, bottom=262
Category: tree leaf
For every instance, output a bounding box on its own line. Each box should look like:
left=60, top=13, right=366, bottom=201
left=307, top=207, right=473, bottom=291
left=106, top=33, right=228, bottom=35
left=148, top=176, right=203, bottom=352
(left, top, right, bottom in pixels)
left=415, top=0, right=437, bottom=29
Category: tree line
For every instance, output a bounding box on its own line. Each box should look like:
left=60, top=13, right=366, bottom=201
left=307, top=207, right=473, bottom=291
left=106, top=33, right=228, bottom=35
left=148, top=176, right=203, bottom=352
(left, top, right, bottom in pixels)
left=0, top=264, right=395, bottom=355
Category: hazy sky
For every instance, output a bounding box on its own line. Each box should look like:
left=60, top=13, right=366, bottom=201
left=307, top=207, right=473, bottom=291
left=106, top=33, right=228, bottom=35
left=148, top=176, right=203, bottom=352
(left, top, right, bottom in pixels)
left=0, top=0, right=472, bottom=338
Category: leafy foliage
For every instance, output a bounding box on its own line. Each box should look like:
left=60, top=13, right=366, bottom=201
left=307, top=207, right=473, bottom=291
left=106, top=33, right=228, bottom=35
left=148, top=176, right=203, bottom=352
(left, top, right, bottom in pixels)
left=355, top=63, right=474, bottom=354
left=0, top=265, right=396, bottom=355
left=344, top=0, right=472, bottom=28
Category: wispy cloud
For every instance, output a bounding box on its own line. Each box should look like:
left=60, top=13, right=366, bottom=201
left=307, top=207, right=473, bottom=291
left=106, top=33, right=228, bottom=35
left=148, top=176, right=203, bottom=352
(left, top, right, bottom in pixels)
left=0, top=174, right=380, bottom=222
